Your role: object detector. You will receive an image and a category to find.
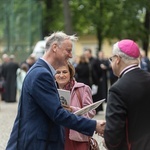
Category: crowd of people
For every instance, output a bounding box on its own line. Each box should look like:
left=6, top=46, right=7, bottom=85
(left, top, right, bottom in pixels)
left=0, top=54, right=36, bottom=102
left=1, top=31, right=150, bottom=150
left=74, top=48, right=118, bottom=114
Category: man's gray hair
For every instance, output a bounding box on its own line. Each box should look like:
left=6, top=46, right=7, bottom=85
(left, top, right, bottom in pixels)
left=45, top=31, right=78, bottom=51
left=112, top=42, right=139, bottom=64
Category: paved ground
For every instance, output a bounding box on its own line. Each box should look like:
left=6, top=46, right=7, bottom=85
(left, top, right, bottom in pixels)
left=0, top=100, right=106, bottom=150
left=0, top=101, right=18, bottom=150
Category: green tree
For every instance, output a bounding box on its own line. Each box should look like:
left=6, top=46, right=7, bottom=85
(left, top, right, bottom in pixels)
left=0, top=0, right=150, bottom=56
left=69, top=0, right=150, bottom=54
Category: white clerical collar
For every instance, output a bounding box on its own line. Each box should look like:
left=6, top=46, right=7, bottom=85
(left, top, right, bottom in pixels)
left=119, top=64, right=139, bottom=78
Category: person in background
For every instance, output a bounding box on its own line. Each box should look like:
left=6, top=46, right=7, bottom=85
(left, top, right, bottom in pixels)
left=103, top=39, right=150, bottom=150
left=84, top=49, right=102, bottom=114
left=0, top=58, right=4, bottom=100
left=55, top=61, right=96, bottom=150
left=3, top=55, right=19, bottom=102
left=1, top=54, right=10, bottom=101
left=140, top=49, right=150, bottom=72
left=16, top=63, right=29, bottom=98
left=97, top=51, right=109, bottom=100
left=25, top=54, right=36, bottom=69
left=84, top=49, right=102, bottom=86
left=75, top=54, right=92, bottom=87
left=6, top=31, right=105, bottom=150
left=95, top=51, right=109, bottom=114
left=71, top=55, right=79, bottom=68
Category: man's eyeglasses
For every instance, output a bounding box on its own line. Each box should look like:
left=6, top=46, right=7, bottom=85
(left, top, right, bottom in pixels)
left=109, top=55, right=122, bottom=63
left=108, top=55, right=116, bottom=63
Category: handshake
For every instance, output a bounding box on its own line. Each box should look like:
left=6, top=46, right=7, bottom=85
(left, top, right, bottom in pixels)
left=95, top=120, right=108, bottom=149
left=95, top=120, right=106, bottom=136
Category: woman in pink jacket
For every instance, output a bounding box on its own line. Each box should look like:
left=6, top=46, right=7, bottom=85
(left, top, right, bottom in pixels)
left=55, top=61, right=96, bottom=150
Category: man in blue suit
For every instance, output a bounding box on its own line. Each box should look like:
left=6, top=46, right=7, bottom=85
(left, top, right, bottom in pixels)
left=6, top=31, right=105, bottom=150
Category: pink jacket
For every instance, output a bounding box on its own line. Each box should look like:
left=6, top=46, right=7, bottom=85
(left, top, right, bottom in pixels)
left=69, top=81, right=96, bottom=142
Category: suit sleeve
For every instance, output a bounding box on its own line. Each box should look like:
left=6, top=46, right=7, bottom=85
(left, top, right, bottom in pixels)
left=31, top=69, right=96, bottom=136
left=104, top=86, right=128, bottom=150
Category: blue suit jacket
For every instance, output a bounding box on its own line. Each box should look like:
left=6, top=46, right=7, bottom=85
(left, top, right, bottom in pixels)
left=6, top=59, right=96, bottom=150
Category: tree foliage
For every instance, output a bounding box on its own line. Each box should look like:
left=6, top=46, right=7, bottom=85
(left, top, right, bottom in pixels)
left=0, top=0, right=149, bottom=54
left=69, top=0, right=150, bottom=52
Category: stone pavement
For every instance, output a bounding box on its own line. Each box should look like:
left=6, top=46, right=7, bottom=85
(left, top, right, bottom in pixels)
left=0, top=101, right=18, bottom=150
left=0, top=100, right=106, bottom=150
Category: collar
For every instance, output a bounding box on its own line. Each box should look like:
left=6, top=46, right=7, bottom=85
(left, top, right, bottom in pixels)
left=119, top=64, right=139, bottom=78
left=40, top=58, right=56, bottom=76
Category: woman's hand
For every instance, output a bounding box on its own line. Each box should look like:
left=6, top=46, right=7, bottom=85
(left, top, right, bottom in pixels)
left=62, top=104, right=72, bottom=112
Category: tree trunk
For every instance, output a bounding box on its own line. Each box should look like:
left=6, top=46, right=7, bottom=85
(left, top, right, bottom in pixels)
left=142, top=9, right=150, bottom=56
left=62, top=0, right=73, bottom=34
left=43, top=0, right=53, bottom=37
left=96, top=0, right=103, bottom=54
left=97, top=27, right=102, bottom=53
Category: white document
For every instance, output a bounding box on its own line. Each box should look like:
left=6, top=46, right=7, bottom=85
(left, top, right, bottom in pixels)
left=58, top=89, right=70, bottom=105
left=74, top=99, right=105, bottom=116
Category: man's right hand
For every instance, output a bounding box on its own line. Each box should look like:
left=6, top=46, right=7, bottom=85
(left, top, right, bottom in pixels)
left=95, top=120, right=106, bottom=136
